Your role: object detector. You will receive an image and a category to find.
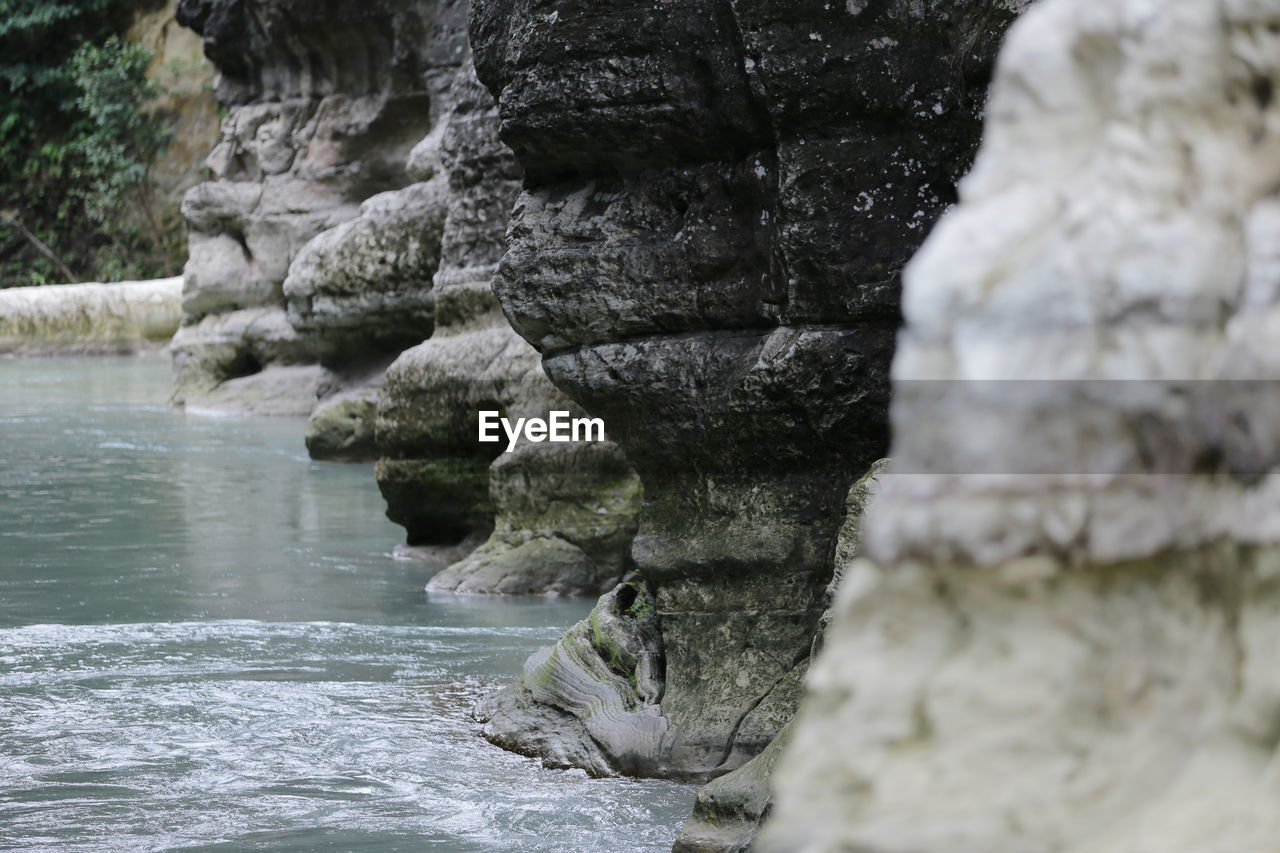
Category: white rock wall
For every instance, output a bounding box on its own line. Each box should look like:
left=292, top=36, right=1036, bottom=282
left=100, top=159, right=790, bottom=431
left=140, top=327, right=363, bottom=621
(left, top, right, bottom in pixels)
left=0, top=279, right=182, bottom=356
left=760, top=1, right=1280, bottom=850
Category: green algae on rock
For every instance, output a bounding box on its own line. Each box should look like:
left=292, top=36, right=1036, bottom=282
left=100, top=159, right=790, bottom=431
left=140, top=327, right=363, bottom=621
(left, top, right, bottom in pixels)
left=476, top=578, right=667, bottom=776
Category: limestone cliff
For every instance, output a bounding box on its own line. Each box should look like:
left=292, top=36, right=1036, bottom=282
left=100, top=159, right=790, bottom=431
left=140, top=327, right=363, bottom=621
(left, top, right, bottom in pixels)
left=371, top=63, right=641, bottom=595
left=471, top=0, right=1020, bottom=781
left=171, top=0, right=640, bottom=596
left=761, top=1, right=1280, bottom=850
left=171, top=0, right=441, bottom=415
left=126, top=0, right=221, bottom=264
left=672, top=460, right=886, bottom=852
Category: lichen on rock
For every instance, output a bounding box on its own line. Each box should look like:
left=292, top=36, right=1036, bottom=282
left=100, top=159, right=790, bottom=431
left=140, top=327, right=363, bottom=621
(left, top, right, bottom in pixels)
left=370, top=62, right=642, bottom=593
left=426, top=441, right=640, bottom=595
left=284, top=179, right=449, bottom=368
left=169, top=0, right=641, bottom=595
left=305, top=389, right=380, bottom=462
left=476, top=577, right=667, bottom=776
left=672, top=459, right=888, bottom=851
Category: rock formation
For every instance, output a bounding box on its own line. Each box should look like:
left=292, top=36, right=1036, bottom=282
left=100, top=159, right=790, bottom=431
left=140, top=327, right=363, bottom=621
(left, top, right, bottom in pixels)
left=371, top=63, right=641, bottom=594
left=470, top=0, right=1021, bottom=781
left=424, top=440, right=640, bottom=595
left=672, top=460, right=886, bottom=852
left=172, top=0, right=641, bottom=595
left=370, top=60, right=531, bottom=543
left=0, top=278, right=182, bottom=356
left=760, top=1, right=1280, bottom=850
left=171, top=0, right=441, bottom=416
left=126, top=0, right=221, bottom=266
left=480, top=576, right=665, bottom=774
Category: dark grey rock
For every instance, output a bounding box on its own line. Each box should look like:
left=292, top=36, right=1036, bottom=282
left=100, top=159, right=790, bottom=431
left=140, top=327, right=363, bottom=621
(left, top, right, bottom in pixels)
left=172, top=0, right=641, bottom=596
left=372, top=62, right=642, bottom=591
left=306, top=389, right=380, bottom=462
left=427, top=441, right=640, bottom=595
left=674, top=460, right=887, bottom=851
left=673, top=718, right=795, bottom=853
left=470, top=0, right=1022, bottom=784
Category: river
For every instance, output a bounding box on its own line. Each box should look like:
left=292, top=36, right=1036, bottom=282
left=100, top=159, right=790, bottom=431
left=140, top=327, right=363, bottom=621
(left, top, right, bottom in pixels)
left=0, top=356, right=692, bottom=852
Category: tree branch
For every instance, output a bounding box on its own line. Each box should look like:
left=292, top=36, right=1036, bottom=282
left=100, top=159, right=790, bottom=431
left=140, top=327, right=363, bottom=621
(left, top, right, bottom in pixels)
left=0, top=210, right=80, bottom=284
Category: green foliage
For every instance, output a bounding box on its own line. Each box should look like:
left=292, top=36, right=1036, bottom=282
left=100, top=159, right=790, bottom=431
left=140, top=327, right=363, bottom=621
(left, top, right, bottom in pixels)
left=0, top=0, right=178, bottom=287
left=623, top=578, right=655, bottom=619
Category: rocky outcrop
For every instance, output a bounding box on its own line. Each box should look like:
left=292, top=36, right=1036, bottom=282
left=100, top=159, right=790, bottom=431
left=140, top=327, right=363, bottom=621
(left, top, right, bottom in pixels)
left=171, top=0, right=443, bottom=415
left=126, top=0, right=221, bottom=268
left=0, top=278, right=182, bottom=356
left=426, top=441, right=640, bottom=595
left=672, top=718, right=794, bottom=853
left=760, top=1, right=1280, bottom=850
left=480, top=458, right=883, bottom=841
left=170, top=303, right=317, bottom=414
left=477, top=577, right=666, bottom=774
left=371, top=62, right=641, bottom=592
left=673, top=459, right=886, bottom=852
left=304, top=388, right=380, bottom=461
left=374, top=296, right=642, bottom=588
left=284, top=179, right=447, bottom=368
left=370, top=61, right=528, bottom=543
left=470, top=0, right=1020, bottom=780
left=171, top=0, right=639, bottom=594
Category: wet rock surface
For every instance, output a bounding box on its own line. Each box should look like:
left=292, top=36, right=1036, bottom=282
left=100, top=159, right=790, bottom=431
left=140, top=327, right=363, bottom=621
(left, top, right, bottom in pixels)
left=426, top=441, right=640, bottom=595
left=761, top=1, right=1280, bottom=850
left=477, top=578, right=666, bottom=776
left=671, top=459, right=887, bottom=851
left=284, top=179, right=448, bottom=368
left=370, top=61, right=527, bottom=547
left=470, top=0, right=1020, bottom=781
left=305, top=389, right=381, bottom=462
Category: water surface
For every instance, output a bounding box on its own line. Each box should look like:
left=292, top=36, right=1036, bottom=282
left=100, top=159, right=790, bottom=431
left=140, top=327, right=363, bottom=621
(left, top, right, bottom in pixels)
left=0, top=357, right=692, bottom=851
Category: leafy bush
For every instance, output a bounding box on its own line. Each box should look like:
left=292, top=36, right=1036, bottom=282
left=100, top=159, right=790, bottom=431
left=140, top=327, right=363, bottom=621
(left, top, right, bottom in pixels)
left=0, top=0, right=177, bottom=287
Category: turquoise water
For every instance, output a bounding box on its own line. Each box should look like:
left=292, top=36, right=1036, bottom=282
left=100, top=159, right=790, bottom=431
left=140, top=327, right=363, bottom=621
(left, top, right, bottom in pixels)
left=0, top=357, right=692, bottom=852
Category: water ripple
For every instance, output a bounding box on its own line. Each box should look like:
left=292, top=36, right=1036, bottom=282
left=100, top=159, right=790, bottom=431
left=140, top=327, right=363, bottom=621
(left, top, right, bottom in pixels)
left=0, top=620, right=693, bottom=852
left=0, top=359, right=694, bottom=852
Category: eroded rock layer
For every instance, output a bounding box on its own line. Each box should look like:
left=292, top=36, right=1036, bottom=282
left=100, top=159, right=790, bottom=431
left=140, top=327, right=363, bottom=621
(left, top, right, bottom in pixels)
left=372, top=64, right=641, bottom=591
left=672, top=459, right=886, bottom=852
left=173, top=0, right=640, bottom=594
left=371, top=61, right=527, bottom=543
left=471, top=0, right=1019, bottom=780
left=761, top=1, right=1280, bottom=850
left=171, top=0, right=445, bottom=415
